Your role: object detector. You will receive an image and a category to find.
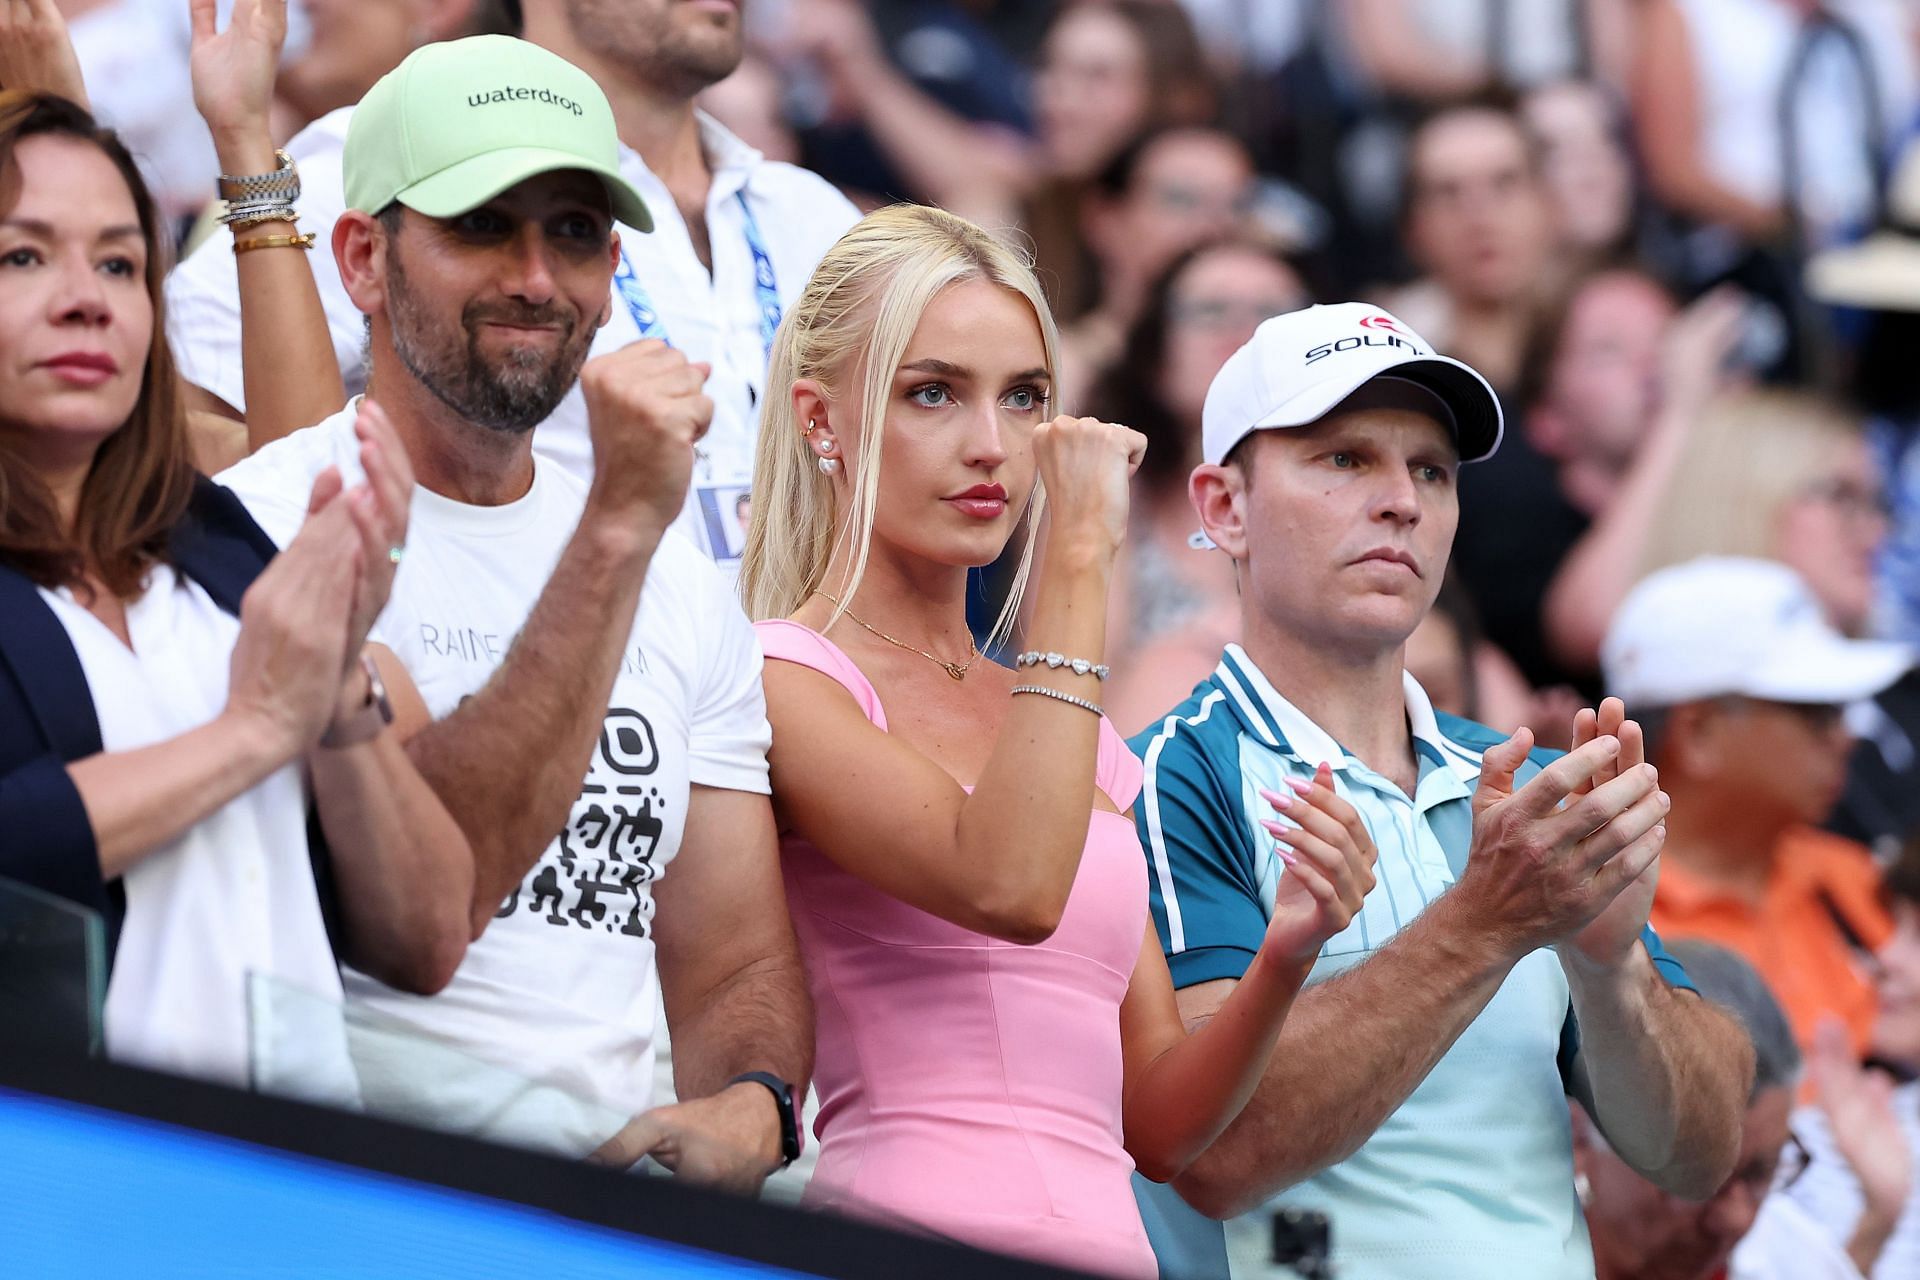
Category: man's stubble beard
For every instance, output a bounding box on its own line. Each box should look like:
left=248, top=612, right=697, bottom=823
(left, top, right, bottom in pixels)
left=386, top=248, right=593, bottom=435
left=565, top=0, right=744, bottom=101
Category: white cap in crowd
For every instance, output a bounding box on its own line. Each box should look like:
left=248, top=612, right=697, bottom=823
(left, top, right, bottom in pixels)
left=1199, top=302, right=1505, bottom=468
left=1602, top=557, right=1912, bottom=708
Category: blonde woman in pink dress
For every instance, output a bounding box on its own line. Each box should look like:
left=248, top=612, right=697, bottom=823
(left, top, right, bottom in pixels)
left=738, top=205, right=1380, bottom=1279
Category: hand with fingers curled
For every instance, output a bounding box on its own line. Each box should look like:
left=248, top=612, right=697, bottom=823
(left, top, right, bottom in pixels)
left=1257, top=762, right=1381, bottom=965
left=1453, top=697, right=1671, bottom=967
left=1031, top=415, right=1148, bottom=560
left=581, top=339, right=714, bottom=537
left=587, top=1083, right=784, bottom=1196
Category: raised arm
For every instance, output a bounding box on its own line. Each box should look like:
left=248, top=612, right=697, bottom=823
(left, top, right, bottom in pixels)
left=1343, top=0, right=1488, bottom=101
left=765, top=416, right=1145, bottom=944
left=189, top=0, right=346, bottom=451
left=1119, top=768, right=1377, bottom=1182
left=1558, top=699, right=1753, bottom=1198
left=394, top=340, right=707, bottom=938
left=302, top=402, right=473, bottom=996
left=1168, top=732, right=1671, bottom=1218
left=1630, top=0, right=1786, bottom=242
left=1542, top=291, right=1742, bottom=670
left=782, top=0, right=1034, bottom=223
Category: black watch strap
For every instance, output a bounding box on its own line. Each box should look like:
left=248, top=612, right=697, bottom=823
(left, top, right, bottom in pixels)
left=729, top=1071, right=800, bottom=1168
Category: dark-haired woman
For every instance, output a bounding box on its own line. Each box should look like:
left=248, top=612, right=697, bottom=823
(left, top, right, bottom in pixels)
left=1087, top=237, right=1310, bottom=733
left=0, top=91, right=472, bottom=1096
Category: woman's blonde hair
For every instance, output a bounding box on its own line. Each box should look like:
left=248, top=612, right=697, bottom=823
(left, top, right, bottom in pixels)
left=740, top=205, right=1059, bottom=648
left=1639, top=387, right=1865, bottom=578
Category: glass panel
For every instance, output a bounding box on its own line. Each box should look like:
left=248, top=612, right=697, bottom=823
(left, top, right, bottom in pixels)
left=248, top=974, right=638, bottom=1163
left=248, top=976, right=826, bottom=1207
left=0, top=876, right=106, bottom=1058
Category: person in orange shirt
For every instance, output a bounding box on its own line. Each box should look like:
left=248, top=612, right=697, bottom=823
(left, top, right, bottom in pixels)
left=1603, top=556, right=1912, bottom=1054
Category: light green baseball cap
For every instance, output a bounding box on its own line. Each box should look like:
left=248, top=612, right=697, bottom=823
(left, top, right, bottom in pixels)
left=344, top=35, right=652, bottom=231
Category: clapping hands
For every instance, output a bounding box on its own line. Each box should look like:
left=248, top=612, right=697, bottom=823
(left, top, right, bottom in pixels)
left=1257, top=764, right=1379, bottom=965
left=224, top=399, right=412, bottom=759
left=1561, top=698, right=1664, bottom=968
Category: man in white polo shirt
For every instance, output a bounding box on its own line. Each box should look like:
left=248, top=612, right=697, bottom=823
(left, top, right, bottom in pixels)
left=171, top=0, right=860, bottom=572
left=1129, top=305, right=1756, bottom=1278
left=217, top=37, right=809, bottom=1188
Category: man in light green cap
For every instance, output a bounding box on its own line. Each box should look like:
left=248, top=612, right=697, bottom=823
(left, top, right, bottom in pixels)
left=217, top=36, right=813, bottom=1191
left=336, top=33, right=653, bottom=440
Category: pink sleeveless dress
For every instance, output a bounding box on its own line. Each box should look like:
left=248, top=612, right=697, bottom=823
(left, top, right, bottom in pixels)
left=756, top=620, right=1157, bottom=1279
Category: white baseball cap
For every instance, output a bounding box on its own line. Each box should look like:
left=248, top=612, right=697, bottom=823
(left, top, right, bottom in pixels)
left=1603, top=557, right=1912, bottom=708
left=1200, top=302, right=1505, bottom=468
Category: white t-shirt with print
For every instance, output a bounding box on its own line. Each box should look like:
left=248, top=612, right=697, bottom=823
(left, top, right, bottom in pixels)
left=169, top=107, right=860, bottom=573
left=215, top=404, right=773, bottom=1155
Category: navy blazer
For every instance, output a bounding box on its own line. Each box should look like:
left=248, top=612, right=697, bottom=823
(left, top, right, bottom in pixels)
left=0, top=478, right=338, bottom=968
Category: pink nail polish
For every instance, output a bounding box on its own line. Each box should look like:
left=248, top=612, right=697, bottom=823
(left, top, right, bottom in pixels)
left=1275, top=845, right=1299, bottom=866
left=1285, top=776, right=1314, bottom=796
left=1259, top=787, right=1292, bottom=809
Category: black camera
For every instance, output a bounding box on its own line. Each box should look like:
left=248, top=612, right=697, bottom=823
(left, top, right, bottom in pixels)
left=1270, top=1207, right=1331, bottom=1278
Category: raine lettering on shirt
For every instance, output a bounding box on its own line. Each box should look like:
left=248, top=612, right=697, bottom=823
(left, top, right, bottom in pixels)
left=421, top=622, right=647, bottom=676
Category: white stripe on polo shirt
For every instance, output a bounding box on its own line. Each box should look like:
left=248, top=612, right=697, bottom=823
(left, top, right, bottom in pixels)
left=1212, top=660, right=1282, bottom=749
left=1142, top=689, right=1239, bottom=956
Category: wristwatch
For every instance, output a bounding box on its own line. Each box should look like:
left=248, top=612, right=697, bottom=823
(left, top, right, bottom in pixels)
left=729, top=1071, right=801, bottom=1169
left=320, top=654, right=394, bottom=749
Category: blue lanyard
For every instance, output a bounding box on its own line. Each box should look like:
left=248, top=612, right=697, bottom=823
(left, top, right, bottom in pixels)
left=613, top=191, right=781, bottom=357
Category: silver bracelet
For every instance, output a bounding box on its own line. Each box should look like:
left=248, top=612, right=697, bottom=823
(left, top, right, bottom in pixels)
left=1010, top=684, right=1104, bottom=716
left=217, top=149, right=300, bottom=200
left=219, top=198, right=299, bottom=227
left=1015, top=650, right=1110, bottom=680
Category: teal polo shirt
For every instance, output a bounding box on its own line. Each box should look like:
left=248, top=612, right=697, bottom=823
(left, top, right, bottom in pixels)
left=1129, top=645, right=1693, bottom=1280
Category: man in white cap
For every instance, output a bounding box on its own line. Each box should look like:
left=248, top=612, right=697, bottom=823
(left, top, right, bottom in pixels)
left=217, top=37, right=808, bottom=1189
left=1129, top=304, right=1755, bottom=1279
left=1606, top=556, right=1912, bottom=1058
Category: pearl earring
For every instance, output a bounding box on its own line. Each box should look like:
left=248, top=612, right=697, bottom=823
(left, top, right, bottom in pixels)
left=817, top=455, right=840, bottom=475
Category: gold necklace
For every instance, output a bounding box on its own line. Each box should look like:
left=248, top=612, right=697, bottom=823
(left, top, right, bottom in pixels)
left=815, top=591, right=979, bottom=680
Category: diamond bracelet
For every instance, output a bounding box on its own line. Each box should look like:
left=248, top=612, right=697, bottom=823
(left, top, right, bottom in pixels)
left=1015, top=650, right=1110, bottom=681
left=1010, top=685, right=1104, bottom=716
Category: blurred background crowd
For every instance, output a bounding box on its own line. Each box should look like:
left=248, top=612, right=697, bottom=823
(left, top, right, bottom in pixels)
left=13, top=1, right=1920, bottom=1277
left=45, top=0, right=1920, bottom=833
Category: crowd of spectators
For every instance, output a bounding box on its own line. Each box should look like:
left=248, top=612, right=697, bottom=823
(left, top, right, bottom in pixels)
left=5, top=1, right=1920, bottom=1279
